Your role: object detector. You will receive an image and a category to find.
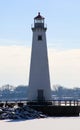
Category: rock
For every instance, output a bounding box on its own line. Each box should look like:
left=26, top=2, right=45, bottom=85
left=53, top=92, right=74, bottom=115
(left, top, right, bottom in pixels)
left=0, top=108, right=3, bottom=114
left=0, top=105, right=47, bottom=120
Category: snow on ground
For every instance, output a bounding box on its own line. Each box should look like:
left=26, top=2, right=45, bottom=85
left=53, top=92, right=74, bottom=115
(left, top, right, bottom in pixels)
left=0, top=117, right=80, bottom=130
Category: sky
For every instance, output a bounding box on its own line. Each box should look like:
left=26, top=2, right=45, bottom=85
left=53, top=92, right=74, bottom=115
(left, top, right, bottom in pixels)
left=0, top=0, right=80, bottom=88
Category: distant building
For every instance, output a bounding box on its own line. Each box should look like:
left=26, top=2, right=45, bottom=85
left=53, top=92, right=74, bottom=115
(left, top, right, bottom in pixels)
left=28, top=13, right=51, bottom=101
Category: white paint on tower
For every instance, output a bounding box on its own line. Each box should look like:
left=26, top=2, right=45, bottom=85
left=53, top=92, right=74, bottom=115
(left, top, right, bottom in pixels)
left=28, top=13, right=52, bottom=101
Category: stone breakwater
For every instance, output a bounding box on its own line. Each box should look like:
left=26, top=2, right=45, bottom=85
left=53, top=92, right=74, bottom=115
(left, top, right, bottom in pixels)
left=0, top=105, right=46, bottom=120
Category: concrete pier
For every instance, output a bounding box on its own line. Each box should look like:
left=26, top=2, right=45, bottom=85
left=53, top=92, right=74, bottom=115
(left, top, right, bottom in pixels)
left=27, top=100, right=80, bottom=116
left=28, top=105, right=80, bottom=117
left=0, top=100, right=80, bottom=116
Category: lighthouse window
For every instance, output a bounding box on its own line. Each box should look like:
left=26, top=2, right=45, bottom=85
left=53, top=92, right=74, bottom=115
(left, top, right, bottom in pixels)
left=38, top=35, right=42, bottom=41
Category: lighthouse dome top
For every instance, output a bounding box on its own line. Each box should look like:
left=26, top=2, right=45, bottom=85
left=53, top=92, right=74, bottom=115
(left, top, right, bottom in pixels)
left=34, top=12, right=45, bottom=20
left=32, top=12, right=47, bottom=30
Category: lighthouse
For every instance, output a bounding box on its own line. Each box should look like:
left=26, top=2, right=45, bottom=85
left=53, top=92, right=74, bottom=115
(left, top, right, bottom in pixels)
left=28, top=13, right=51, bottom=102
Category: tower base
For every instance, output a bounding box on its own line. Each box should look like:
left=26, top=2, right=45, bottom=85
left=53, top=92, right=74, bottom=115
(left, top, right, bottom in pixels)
left=27, top=100, right=52, bottom=105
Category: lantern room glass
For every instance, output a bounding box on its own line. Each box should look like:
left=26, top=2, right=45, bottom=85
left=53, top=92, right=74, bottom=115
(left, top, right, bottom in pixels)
left=34, top=19, right=44, bottom=23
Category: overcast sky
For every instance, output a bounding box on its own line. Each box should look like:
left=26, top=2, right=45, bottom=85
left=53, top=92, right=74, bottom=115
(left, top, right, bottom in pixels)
left=0, top=46, right=79, bottom=88
left=0, top=0, right=80, bottom=88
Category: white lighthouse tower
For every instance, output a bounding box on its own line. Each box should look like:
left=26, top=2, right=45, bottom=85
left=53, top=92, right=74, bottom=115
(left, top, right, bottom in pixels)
left=28, top=13, right=51, bottom=102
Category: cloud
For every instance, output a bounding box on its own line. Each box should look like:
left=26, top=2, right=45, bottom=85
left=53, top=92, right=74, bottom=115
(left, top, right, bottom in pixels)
left=48, top=48, right=80, bottom=88
left=0, top=46, right=80, bottom=88
left=0, top=38, right=28, bottom=45
left=0, top=46, right=31, bottom=87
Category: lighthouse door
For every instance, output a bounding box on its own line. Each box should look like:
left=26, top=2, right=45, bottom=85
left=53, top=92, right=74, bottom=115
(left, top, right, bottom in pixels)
left=37, top=89, right=44, bottom=101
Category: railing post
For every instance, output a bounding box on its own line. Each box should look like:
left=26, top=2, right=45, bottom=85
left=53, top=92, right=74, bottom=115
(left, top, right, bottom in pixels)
left=58, top=101, right=61, bottom=106
left=65, top=101, right=67, bottom=106
left=69, top=100, right=71, bottom=106
left=74, top=100, right=76, bottom=106
left=77, top=101, right=78, bottom=106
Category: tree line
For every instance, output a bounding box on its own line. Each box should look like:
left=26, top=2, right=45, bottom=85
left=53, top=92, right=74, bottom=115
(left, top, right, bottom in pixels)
left=0, top=84, right=80, bottom=100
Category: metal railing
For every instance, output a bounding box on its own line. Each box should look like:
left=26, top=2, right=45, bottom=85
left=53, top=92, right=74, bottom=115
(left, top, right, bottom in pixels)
left=0, top=99, right=80, bottom=107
